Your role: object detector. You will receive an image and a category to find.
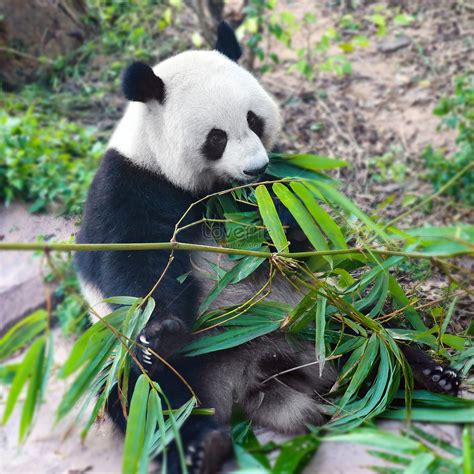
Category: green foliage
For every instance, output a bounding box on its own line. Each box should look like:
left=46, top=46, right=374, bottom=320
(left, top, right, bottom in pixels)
left=239, top=0, right=367, bottom=79
left=43, top=250, right=88, bottom=335
left=0, top=108, right=104, bottom=214
left=422, top=75, right=474, bottom=206
left=86, top=0, right=181, bottom=61
left=327, top=424, right=472, bottom=474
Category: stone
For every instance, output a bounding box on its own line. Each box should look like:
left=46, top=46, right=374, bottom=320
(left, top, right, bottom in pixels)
left=0, top=202, right=78, bottom=332
left=377, top=34, right=412, bottom=53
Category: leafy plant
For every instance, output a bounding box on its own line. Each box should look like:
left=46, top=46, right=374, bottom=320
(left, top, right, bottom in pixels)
left=422, top=75, right=474, bottom=206
left=0, top=108, right=104, bottom=214
left=238, top=0, right=367, bottom=79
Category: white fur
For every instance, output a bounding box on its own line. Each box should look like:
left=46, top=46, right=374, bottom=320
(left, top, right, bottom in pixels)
left=78, top=277, right=113, bottom=323
left=109, top=50, right=281, bottom=192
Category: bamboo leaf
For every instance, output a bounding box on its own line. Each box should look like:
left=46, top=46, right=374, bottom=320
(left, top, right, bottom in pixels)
left=198, top=255, right=265, bottom=314
left=315, top=295, right=327, bottom=376
left=184, top=321, right=280, bottom=356
left=381, top=407, right=474, bottom=423
left=273, top=183, right=330, bottom=257
left=2, top=337, right=45, bottom=425
left=291, top=181, right=347, bottom=248
left=272, top=434, right=320, bottom=473
left=404, top=452, right=435, bottom=474
left=326, top=428, right=422, bottom=452
left=103, top=296, right=141, bottom=305
left=123, top=375, right=150, bottom=474
left=19, top=339, right=46, bottom=442
left=339, top=334, right=379, bottom=409
left=0, top=310, right=47, bottom=361
left=282, top=153, right=347, bottom=170
left=255, top=185, right=288, bottom=252
left=308, top=181, right=391, bottom=241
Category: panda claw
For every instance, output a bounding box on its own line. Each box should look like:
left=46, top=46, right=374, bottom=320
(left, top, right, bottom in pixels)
left=139, top=334, right=149, bottom=345
left=419, top=363, right=460, bottom=395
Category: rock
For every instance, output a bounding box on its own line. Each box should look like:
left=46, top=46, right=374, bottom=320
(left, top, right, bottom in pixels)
left=0, top=0, right=91, bottom=89
left=0, top=202, right=78, bottom=333
left=377, top=34, right=412, bottom=53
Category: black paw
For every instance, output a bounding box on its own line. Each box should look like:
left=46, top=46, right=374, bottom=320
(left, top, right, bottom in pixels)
left=183, top=430, right=232, bottom=474
left=420, top=364, right=460, bottom=395
left=136, top=318, right=187, bottom=368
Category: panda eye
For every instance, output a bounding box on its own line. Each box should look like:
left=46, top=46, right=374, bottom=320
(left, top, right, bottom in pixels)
left=202, top=128, right=228, bottom=160
left=247, top=111, right=264, bottom=138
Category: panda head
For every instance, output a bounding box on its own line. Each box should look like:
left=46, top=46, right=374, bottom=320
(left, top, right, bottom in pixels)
left=109, top=22, right=281, bottom=193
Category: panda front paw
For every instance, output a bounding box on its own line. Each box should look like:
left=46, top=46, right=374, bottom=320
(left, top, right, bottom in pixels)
left=182, top=430, right=232, bottom=474
left=421, top=364, right=460, bottom=395
left=136, top=317, right=187, bottom=369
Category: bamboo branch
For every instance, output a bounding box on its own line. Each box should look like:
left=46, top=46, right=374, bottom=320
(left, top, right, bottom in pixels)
left=0, top=240, right=471, bottom=260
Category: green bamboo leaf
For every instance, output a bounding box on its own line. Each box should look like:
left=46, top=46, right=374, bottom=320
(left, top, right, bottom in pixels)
left=308, top=181, right=391, bottom=242
left=291, top=181, right=347, bottom=248
left=255, top=185, right=288, bottom=252
left=410, top=425, right=461, bottom=457
left=326, top=428, right=421, bottom=452
left=441, top=334, right=466, bottom=350
left=184, top=321, right=280, bottom=356
left=273, top=183, right=330, bottom=256
left=388, top=276, right=426, bottom=331
left=280, top=153, right=347, bottom=170
left=315, top=295, right=327, bottom=376
left=103, top=296, right=141, bottom=305
left=272, top=434, right=320, bottom=473
left=381, top=407, right=474, bottom=423
left=2, top=337, right=45, bottom=425
left=199, top=255, right=265, bottom=314
left=139, top=387, right=160, bottom=474
left=0, top=310, right=47, bottom=361
left=272, top=183, right=329, bottom=250
left=61, top=307, right=127, bottom=377
left=339, top=334, right=379, bottom=409
left=288, top=289, right=319, bottom=332
left=19, top=339, right=46, bottom=442
left=404, top=452, right=435, bottom=474
left=57, top=336, right=116, bottom=420
left=462, top=425, right=472, bottom=474
left=123, top=375, right=150, bottom=474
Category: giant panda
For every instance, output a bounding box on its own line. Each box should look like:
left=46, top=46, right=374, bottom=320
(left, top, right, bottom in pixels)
left=75, top=22, right=460, bottom=474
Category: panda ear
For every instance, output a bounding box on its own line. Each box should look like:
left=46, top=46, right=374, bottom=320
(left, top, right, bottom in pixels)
left=215, top=21, right=242, bottom=62
left=122, top=62, right=165, bottom=103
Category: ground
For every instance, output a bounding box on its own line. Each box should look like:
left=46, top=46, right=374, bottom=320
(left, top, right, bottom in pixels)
left=0, top=0, right=472, bottom=473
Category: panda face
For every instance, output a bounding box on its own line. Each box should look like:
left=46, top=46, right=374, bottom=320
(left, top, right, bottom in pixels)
left=109, top=51, right=281, bottom=193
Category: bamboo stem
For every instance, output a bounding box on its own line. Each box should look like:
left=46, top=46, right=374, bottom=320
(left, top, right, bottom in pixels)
left=0, top=240, right=471, bottom=259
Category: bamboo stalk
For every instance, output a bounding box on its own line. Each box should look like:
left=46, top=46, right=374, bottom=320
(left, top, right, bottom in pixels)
left=0, top=240, right=472, bottom=259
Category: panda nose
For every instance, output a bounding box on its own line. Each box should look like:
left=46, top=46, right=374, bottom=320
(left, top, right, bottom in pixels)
left=243, top=163, right=268, bottom=177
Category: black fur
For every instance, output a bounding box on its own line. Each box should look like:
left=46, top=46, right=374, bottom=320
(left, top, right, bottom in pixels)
left=247, top=110, right=265, bottom=138
left=122, top=62, right=165, bottom=103
left=215, top=21, right=242, bottom=62
left=201, top=128, right=228, bottom=161
left=75, top=149, right=202, bottom=337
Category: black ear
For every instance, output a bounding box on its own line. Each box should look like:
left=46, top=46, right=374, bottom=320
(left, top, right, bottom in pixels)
left=215, top=21, right=242, bottom=62
left=122, top=62, right=165, bottom=103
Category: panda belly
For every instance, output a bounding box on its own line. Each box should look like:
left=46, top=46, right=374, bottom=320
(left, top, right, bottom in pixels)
left=186, top=236, right=337, bottom=432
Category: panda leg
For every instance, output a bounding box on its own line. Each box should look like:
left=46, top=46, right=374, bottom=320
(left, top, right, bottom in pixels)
left=400, top=344, right=461, bottom=395
left=151, top=356, right=233, bottom=474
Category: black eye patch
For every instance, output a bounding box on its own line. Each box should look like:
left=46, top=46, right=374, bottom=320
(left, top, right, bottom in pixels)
left=247, top=111, right=264, bottom=138
left=202, top=128, right=228, bottom=160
